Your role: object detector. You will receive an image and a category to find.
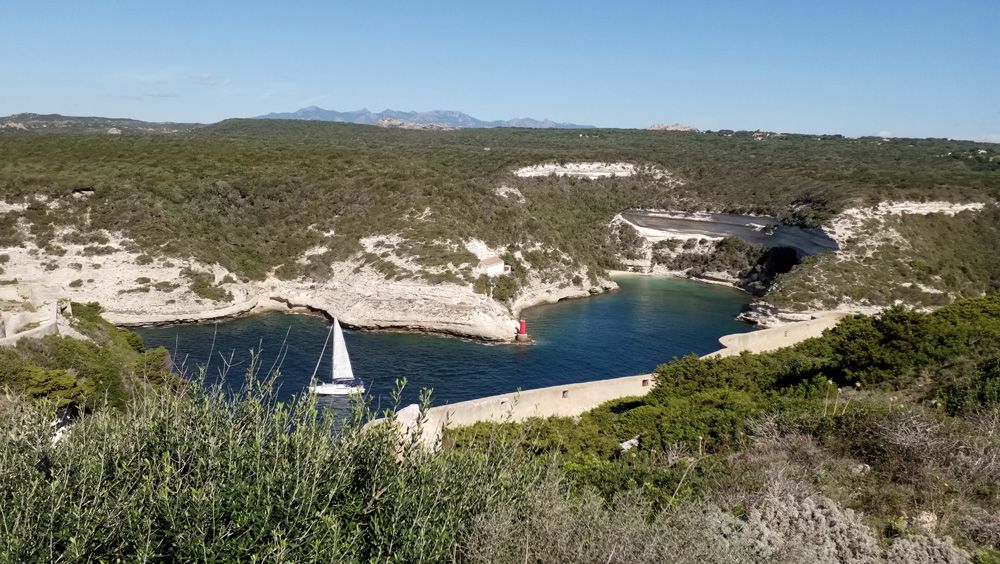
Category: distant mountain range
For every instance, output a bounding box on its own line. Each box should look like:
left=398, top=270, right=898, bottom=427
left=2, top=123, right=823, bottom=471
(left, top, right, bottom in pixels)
left=256, top=106, right=594, bottom=129
left=1, top=111, right=707, bottom=135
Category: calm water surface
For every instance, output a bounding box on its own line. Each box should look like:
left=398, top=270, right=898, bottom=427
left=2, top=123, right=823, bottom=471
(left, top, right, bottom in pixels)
left=136, top=276, right=752, bottom=409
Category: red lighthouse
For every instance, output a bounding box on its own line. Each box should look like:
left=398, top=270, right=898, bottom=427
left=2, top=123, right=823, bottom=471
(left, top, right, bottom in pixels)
left=515, top=319, right=531, bottom=342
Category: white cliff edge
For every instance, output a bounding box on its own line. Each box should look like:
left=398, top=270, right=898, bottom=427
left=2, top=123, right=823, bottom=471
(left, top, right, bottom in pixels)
left=0, top=217, right=616, bottom=341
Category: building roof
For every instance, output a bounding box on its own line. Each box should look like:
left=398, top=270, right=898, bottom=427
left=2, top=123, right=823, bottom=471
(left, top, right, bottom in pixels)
left=479, top=256, right=504, bottom=267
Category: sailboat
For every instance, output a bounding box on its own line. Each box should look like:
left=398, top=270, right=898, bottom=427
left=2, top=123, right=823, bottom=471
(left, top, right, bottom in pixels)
left=308, top=319, right=365, bottom=396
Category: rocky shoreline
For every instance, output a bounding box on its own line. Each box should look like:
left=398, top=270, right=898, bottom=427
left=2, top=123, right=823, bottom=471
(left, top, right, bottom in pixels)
left=106, top=281, right=620, bottom=342
left=7, top=197, right=982, bottom=344
left=0, top=228, right=621, bottom=342
left=609, top=201, right=990, bottom=328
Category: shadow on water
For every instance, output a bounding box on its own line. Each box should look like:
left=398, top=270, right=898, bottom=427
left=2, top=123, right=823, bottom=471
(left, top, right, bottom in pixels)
left=137, top=276, right=753, bottom=409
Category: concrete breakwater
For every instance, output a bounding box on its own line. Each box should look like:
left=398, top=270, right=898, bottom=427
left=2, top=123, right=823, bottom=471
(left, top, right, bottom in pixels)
left=389, top=312, right=849, bottom=448
left=0, top=302, right=61, bottom=346
left=393, top=374, right=654, bottom=448
left=0, top=302, right=89, bottom=346
left=705, top=311, right=847, bottom=358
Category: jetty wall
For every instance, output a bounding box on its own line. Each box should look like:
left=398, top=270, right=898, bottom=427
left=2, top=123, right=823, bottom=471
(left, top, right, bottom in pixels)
left=390, top=312, right=851, bottom=448
left=705, top=312, right=848, bottom=358
left=0, top=302, right=62, bottom=346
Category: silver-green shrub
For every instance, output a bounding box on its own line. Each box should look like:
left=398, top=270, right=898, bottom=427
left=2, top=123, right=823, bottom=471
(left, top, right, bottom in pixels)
left=885, top=534, right=971, bottom=564
left=0, top=376, right=546, bottom=562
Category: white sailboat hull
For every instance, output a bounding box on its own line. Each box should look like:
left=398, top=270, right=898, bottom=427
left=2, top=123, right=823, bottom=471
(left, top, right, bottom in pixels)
left=309, top=381, right=365, bottom=396
left=309, top=318, right=364, bottom=396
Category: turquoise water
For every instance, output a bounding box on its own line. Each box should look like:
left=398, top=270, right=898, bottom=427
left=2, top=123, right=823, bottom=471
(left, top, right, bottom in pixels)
left=136, top=276, right=752, bottom=409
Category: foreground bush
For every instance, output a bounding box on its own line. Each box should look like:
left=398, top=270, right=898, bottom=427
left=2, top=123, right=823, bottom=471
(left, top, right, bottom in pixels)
left=0, top=376, right=545, bottom=562
left=0, top=302, right=174, bottom=411
left=448, top=294, right=1000, bottom=557
left=466, top=481, right=972, bottom=564
left=1, top=373, right=987, bottom=562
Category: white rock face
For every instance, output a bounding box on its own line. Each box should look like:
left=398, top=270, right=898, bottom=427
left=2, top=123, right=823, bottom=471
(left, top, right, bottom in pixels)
left=2, top=217, right=619, bottom=340
left=0, top=201, right=28, bottom=214
left=0, top=229, right=522, bottom=340
left=511, top=270, right=616, bottom=316
left=1, top=228, right=253, bottom=324
left=494, top=184, right=525, bottom=203
left=2, top=191, right=624, bottom=341
left=0, top=121, right=27, bottom=131
left=648, top=123, right=698, bottom=132
left=511, top=162, right=624, bottom=178
left=824, top=200, right=986, bottom=257
left=513, top=162, right=684, bottom=186
left=262, top=262, right=519, bottom=341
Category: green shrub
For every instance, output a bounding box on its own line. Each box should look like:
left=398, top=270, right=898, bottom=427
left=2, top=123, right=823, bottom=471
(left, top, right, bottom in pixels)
left=489, top=275, right=519, bottom=303
left=0, top=303, right=166, bottom=411
left=940, top=357, right=1000, bottom=415
left=184, top=270, right=233, bottom=302
left=152, top=280, right=179, bottom=292
left=0, top=379, right=547, bottom=562
left=13, top=366, right=95, bottom=408
left=472, top=274, right=489, bottom=294
left=0, top=122, right=997, bottom=311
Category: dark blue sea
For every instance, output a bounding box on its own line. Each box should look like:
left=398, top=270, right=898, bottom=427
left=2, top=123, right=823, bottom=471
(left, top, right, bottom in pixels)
left=136, top=276, right=752, bottom=410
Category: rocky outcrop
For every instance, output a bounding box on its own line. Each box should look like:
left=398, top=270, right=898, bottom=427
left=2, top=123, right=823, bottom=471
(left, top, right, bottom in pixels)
left=514, top=162, right=640, bottom=179
left=104, top=296, right=261, bottom=326
left=0, top=218, right=620, bottom=341
left=258, top=263, right=520, bottom=341
left=374, top=118, right=456, bottom=131
left=648, top=123, right=698, bottom=132
left=512, top=162, right=683, bottom=186
left=511, top=271, right=617, bottom=315
left=0, top=198, right=625, bottom=341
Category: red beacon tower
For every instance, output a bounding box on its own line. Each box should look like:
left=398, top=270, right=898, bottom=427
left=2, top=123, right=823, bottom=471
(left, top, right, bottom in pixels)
left=515, top=319, right=532, bottom=342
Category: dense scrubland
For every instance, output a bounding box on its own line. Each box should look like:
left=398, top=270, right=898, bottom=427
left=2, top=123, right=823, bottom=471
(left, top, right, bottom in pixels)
left=3, top=123, right=1000, bottom=560
left=1, top=122, right=998, bottom=308
left=0, top=303, right=173, bottom=410
left=448, top=292, right=1000, bottom=562
left=1, top=294, right=999, bottom=561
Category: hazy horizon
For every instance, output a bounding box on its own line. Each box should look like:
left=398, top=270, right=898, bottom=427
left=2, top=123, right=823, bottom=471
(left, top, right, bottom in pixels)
left=2, top=0, right=998, bottom=142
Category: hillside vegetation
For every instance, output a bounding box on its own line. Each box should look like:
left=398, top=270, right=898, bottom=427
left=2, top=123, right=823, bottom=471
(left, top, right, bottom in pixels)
left=449, top=293, right=1000, bottom=560
left=4, top=295, right=1000, bottom=561
left=1, top=122, right=998, bottom=309
left=0, top=303, right=174, bottom=411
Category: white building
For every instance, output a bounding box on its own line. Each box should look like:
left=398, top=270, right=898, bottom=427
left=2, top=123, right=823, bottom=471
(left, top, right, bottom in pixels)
left=477, top=256, right=509, bottom=277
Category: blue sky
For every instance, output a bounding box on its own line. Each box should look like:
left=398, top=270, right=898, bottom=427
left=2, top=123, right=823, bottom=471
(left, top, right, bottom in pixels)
left=2, top=0, right=998, bottom=140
